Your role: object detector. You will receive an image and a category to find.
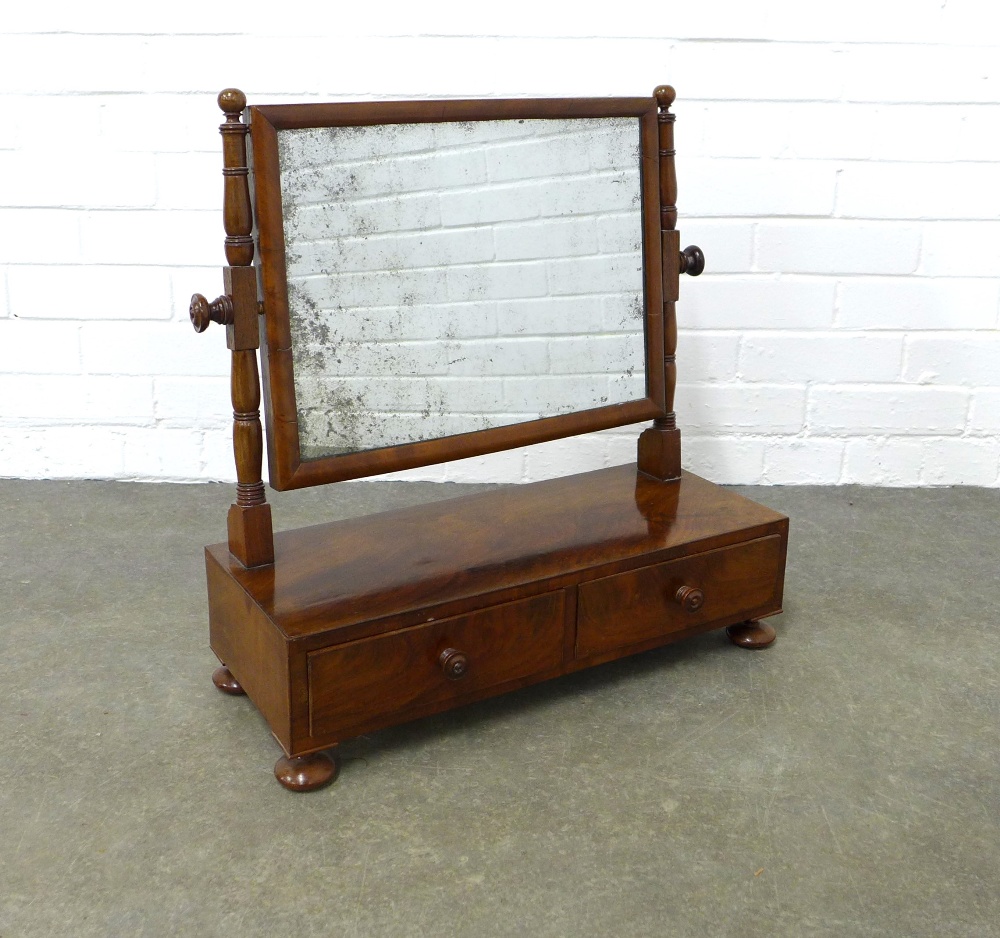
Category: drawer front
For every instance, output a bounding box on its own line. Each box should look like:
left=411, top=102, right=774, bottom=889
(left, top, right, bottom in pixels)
left=308, top=591, right=565, bottom=739
left=576, top=535, right=783, bottom=658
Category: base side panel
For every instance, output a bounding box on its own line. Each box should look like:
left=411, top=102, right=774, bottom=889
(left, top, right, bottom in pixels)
left=206, top=547, right=293, bottom=752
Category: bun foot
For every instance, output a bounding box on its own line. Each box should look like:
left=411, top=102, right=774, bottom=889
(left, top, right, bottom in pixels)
left=274, top=750, right=340, bottom=792
left=212, top=665, right=246, bottom=695
left=727, top=620, right=776, bottom=649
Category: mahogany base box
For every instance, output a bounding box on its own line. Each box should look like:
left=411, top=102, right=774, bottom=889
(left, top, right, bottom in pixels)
left=205, top=464, right=787, bottom=791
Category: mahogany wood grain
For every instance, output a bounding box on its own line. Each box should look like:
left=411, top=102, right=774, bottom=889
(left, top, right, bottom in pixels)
left=231, top=350, right=263, bottom=492
left=249, top=96, right=665, bottom=490
left=727, top=620, right=778, bottom=649
left=680, top=245, right=705, bottom=276
left=307, top=592, right=564, bottom=740
left=190, top=294, right=233, bottom=333
left=438, top=647, right=470, bottom=680
left=254, top=96, right=656, bottom=130
left=226, top=502, right=274, bottom=569
left=215, top=89, right=273, bottom=567
left=222, top=265, right=259, bottom=355
left=675, top=585, right=705, bottom=612
left=218, top=88, right=254, bottom=268
left=211, top=665, right=245, bottom=695
left=274, top=750, right=340, bottom=792
left=641, top=107, right=667, bottom=415
left=194, top=87, right=792, bottom=789
left=575, top=534, right=783, bottom=657
left=662, top=230, right=681, bottom=304
left=288, top=610, right=787, bottom=757
left=204, top=464, right=788, bottom=769
left=638, top=86, right=682, bottom=481
left=207, top=466, right=787, bottom=644
left=206, top=548, right=292, bottom=749
left=246, top=110, right=294, bottom=489
left=288, top=401, right=663, bottom=491
left=654, top=85, right=679, bottom=230
left=568, top=607, right=782, bottom=674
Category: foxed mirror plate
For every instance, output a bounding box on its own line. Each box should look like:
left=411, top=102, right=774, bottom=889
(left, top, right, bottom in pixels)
left=277, top=116, right=647, bottom=458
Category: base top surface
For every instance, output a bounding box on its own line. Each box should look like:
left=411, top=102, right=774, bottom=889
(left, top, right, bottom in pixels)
left=207, top=465, right=786, bottom=639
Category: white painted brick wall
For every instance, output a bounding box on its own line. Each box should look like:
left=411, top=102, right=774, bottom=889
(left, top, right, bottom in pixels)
left=1, top=2, right=998, bottom=487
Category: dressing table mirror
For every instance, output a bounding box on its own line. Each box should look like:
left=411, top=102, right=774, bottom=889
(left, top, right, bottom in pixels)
left=190, top=86, right=788, bottom=792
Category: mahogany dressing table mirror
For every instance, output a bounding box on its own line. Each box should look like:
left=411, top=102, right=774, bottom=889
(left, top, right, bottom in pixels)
left=190, top=86, right=788, bottom=792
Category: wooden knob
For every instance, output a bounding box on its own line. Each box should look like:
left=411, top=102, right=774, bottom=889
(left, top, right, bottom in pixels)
left=653, top=85, right=676, bottom=108
left=679, top=245, right=705, bottom=277
left=438, top=648, right=469, bottom=680
left=674, top=585, right=705, bottom=612
left=190, top=293, right=234, bottom=333
left=218, top=88, right=247, bottom=117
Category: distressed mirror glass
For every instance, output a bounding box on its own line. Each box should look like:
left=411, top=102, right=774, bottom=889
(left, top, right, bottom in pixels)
left=276, top=117, right=646, bottom=458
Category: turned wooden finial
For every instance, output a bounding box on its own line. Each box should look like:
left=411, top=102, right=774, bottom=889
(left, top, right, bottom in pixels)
left=653, top=85, right=676, bottom=109
left=217, top=88, right=254, bottom=269
left=218, top=87, right=247, bottom=118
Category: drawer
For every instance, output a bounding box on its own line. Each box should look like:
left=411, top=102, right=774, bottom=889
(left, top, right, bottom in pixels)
left=308, top=591, right=565, bottom=739
left=576, top=535, right=783, bottom=658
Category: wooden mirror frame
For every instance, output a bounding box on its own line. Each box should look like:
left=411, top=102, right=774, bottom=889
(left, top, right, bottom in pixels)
left=191, top=85, right=698, bottom=568
left=249, top=96, right=668, bottom=490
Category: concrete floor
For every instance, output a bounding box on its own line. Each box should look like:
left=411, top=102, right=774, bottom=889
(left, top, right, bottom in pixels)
left=1, top=476, right=998, bottom=937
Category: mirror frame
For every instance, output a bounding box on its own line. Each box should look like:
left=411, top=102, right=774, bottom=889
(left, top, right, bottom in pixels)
left=249, top=96, right=665, bottom=490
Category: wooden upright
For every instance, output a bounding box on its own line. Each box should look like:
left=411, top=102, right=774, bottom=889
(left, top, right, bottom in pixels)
left=637, top=84, right=703, bottom=482
left=191, top=88, right=274, bottom=569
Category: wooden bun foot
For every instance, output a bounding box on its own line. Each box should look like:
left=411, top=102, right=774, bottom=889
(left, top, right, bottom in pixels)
left=212, top=665, right=246, bottom=695
left=726, top=620, right=776, bottom=649
left=274, top=751, right=340, bottom=792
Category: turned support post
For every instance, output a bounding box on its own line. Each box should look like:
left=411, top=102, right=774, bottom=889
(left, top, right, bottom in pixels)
left=638, top=85, right=703, bottom=482
left=190, top=88, right=273, bottom=568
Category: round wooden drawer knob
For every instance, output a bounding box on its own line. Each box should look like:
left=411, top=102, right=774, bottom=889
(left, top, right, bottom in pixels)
left=439, top=648, right=470, bottom=680
left=674, top=585, right=705, bottom=612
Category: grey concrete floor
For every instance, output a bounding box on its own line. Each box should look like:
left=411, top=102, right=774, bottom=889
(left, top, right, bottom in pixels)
left=1, top=477, right=998, bottom=937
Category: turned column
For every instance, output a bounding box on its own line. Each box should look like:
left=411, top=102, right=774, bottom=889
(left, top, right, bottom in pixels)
left=191, top=88, right=274, bottom=568
left=637, top=85, right=704, bottom=482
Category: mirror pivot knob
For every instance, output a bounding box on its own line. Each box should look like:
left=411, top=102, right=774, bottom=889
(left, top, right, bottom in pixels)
left=680, top=245, right=705, bottom=277
left=190, top=293, right=234, bottom=333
